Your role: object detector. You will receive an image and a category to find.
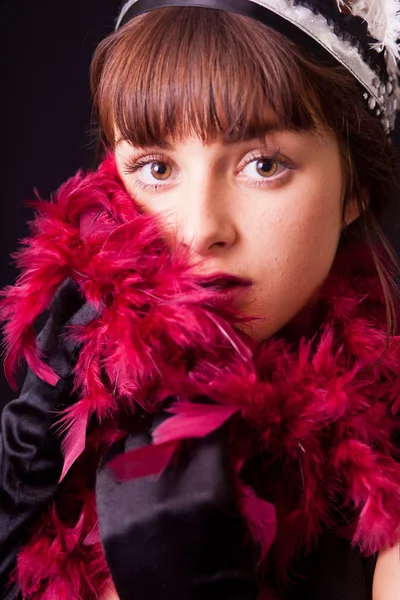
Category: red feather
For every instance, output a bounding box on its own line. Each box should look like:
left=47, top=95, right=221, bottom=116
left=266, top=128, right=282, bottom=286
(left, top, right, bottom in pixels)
left=153, top=402, right=240, bottom=444
left=110, top=440, right=180, bottom=481
left=58, top=400, right=90, bottom=482
left=2, top=155, right=400, bottom=598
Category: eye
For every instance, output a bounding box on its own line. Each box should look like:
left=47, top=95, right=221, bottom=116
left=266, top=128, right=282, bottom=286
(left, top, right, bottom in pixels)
left=254, top=159, right=278, bottom=178
left=142, top=161, right=172, bottom=182
left=122, top=154, right=176, bottom=191
left=241, top=157, right=283, bottom=181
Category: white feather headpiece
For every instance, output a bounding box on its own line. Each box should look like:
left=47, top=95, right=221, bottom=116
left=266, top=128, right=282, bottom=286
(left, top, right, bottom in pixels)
left=337, top=0, right=400, bottom=61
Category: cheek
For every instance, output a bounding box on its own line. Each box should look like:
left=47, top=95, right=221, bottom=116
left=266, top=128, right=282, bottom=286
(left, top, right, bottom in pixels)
left=246, top=174, right=344, bottom=338
left=280, top=185, right=342, bottom=276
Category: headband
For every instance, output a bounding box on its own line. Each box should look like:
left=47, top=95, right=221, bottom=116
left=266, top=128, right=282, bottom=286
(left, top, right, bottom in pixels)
left=116, top=0, right=400, bottom=134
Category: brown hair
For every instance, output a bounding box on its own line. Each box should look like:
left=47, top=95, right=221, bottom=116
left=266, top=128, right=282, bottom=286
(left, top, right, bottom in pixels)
left=90, top=7, right=399, bottom=334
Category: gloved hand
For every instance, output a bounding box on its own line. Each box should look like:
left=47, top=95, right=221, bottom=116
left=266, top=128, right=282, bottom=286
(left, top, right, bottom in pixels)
left=0, top=279, right=98, bottom=597
left=96, top=415, right=259, bottom=600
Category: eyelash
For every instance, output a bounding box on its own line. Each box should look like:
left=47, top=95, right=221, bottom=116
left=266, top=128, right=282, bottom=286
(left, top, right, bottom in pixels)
left=240, top=151, right=293, bottom=188
left=122, top=150, right=293, bottom=192
left=123, top=154, right=171, bottom=192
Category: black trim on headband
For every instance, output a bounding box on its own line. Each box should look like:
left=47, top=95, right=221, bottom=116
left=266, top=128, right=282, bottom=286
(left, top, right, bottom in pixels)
left=118, top=0, right=387, bottom=81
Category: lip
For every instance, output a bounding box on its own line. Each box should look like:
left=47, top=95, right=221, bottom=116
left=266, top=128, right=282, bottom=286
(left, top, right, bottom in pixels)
left=198, top=272, right=253, bottom=291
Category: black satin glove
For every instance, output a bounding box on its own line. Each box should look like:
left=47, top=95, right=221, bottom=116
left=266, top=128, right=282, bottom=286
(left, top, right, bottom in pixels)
left=0, top=279, right=97, bottom=597
left=96, top=416, right=259, bottom=600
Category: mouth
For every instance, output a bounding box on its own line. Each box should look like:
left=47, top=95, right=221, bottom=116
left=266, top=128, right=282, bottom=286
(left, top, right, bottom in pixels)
left=198, top=273, right=253, bottom=291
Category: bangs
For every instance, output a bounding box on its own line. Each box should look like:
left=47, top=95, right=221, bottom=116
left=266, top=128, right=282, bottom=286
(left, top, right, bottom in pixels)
left=91, top=7, right=323, bottom=147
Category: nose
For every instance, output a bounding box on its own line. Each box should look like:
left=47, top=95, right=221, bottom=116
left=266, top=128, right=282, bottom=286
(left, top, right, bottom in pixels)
left=174, top=178, right=237, bottom=256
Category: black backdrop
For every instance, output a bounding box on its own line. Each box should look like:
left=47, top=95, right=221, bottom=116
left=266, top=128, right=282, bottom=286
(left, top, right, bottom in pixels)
left=1, top=0, right=399, bottom=409
left=0, top=0, right=121, bottom=407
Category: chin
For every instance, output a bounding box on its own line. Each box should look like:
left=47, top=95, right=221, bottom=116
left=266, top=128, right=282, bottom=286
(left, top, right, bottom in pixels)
left=234, top=320, right=275, bottom=343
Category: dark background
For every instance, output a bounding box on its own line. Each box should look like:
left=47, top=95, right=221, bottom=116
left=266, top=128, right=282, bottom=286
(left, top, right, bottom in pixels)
left=0, top=0, right=400, bottom=408
left=0, top=0, right=121, bottom=408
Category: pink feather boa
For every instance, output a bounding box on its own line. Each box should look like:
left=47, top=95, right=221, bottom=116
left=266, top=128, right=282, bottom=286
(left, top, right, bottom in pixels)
left=2, top=155, right=400, bottom=599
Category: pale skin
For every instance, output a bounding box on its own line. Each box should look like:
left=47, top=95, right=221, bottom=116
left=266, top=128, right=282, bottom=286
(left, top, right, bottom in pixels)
left=373, top=544, right=400, bottom=600
left=98, top=118, right=398, bottom=598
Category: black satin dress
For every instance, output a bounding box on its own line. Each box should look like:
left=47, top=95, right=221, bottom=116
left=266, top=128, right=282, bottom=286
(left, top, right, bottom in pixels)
left=0, top=282, right=378, bottom=600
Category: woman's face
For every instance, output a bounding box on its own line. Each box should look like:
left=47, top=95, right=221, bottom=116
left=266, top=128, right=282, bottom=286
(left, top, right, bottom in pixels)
left=115, top=119, right=354, bottom=341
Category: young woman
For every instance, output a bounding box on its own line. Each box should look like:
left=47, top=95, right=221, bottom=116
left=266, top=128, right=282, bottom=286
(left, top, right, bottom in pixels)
left=1, top=1, right=400, bottom=599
